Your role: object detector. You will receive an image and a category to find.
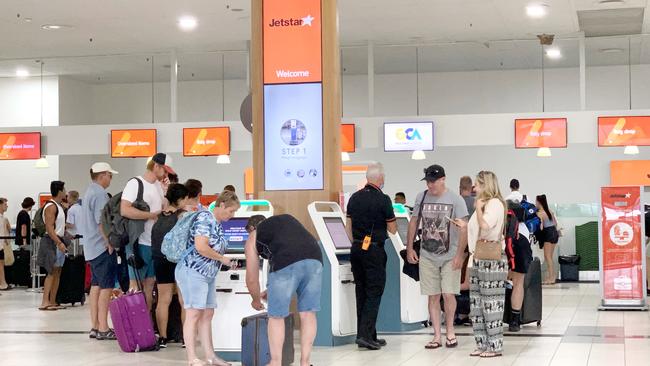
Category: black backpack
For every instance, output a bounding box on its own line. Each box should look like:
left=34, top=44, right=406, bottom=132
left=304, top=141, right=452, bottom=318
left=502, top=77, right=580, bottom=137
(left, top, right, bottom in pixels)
left=100, top=177, right=149, bottom=249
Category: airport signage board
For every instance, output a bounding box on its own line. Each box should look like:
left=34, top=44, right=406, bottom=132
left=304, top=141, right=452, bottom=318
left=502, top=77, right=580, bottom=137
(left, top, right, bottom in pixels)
left=383, top=121, right=434, bottom=152
left=111, top=129, right=157, bottom=158
left=183, top=127, right=230, bottom=157
left=514, top=118, right=567, bottom=148
left=598, top=116, right=650, bottom=147
left=0, top=132, right=41, bottom=160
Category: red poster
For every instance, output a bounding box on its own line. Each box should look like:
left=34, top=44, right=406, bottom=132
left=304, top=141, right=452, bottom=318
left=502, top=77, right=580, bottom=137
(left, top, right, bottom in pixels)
left=600, top=186, right=645, bottom=301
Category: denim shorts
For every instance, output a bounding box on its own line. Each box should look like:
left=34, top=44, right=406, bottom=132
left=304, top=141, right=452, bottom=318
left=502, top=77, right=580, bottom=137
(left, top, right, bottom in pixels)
left=175, top=264, right=217, bottom=310
left=267, top=259, right=323, bottom=318
left=54, top=249, right=66, bottom=268
left=128, top=243, right=156, bottom=280
left=90, top=250, right=118, bottom=289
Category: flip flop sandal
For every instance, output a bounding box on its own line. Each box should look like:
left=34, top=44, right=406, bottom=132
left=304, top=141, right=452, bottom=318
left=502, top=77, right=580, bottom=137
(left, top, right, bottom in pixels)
left=445, top=337, right=458, bottom=348
left=480, top=352, right=502, bottom=358
left=38, top=306, right=57, bottom=311
left=470, top=349, right=484, bottom=357
left=425, top=341, right=442, bottom=349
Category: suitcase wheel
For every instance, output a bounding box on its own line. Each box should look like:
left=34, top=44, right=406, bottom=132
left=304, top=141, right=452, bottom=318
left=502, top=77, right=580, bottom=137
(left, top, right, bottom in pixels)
left=537, top=321, right=541, bottom=327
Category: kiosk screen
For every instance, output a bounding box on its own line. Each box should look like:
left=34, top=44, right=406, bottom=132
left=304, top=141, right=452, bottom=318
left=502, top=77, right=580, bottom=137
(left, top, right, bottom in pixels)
left=323, top=217, right=352, bottom=250
left=221, top=217, right=249, bottom=252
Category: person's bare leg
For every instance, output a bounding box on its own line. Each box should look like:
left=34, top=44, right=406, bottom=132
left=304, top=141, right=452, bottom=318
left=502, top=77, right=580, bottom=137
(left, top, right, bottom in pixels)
left=183, top=309, right=201, bottom=362
left=98, top=288, right=113, bottom=332
left=298, top=312, right=317, bottom=366
left=510, top=272, right=525, bottom=310
left=428, top=295, right=442, bottom=344
left=178, top=290, right=187, bottom=324
left=144, top=278, right=156, bottom=312
left=156, top=284, right=174, bottom=339
left=40, top=274, right=54, bottom=308
left=267, top=317, right=285, bottom=366
left=89, top=286, right=100, bottom=329
left=200, top=309, right=228, bottom=365
left=442, top=293, right=457, bottom=341
left=129, top=279, right=139, bottom=291
left=0, top=259, right=7, bottom=288
left=51, top=267, right=62, bottom=304
left=543, top=243, right=554, bottom=284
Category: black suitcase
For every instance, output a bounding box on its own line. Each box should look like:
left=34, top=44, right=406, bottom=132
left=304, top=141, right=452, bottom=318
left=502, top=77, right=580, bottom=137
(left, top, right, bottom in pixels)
left=55, top=254, right=86, bottom=306
left=504, top=257, right=542, bottom=326
left=241, top=313, right=294, bottom=366
left=6, top=249, right=31, bottom=287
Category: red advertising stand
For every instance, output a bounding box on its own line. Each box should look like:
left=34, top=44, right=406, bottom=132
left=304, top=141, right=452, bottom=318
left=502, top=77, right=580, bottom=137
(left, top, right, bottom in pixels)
left=599, top=186, right=648, bottom=310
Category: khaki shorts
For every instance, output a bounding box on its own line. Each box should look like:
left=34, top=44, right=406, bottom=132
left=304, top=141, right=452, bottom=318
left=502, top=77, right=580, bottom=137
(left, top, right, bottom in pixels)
left=419, top=256, right=461, bottom=296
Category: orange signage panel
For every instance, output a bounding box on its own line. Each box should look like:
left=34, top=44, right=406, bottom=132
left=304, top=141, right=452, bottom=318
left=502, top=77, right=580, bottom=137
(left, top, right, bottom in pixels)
left=183, top=127, right=230, bottom=157
left=0, top=132, right=41, bottom=160
left=111, top=129, right=157, bottom=158
left=341, top=124, right=355, bottom=153
left=263, top=0, right=322, bottom=84
left=38, top=193, right=52, bottom=208
left=598, top=116, right=650, bottom=147
left=610, top=160, right=650, bottom=186
left=515, top=118, right=567, bottom=148
left=199, top=194, right=218, bottom=207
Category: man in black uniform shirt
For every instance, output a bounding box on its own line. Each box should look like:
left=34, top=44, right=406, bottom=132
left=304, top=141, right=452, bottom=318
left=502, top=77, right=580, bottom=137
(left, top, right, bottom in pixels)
left=346, top=162, right=397, bottom=350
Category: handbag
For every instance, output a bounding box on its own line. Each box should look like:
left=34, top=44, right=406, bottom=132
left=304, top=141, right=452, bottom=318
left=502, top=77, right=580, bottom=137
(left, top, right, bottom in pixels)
left=399, top=191, right=428, bottom=281
left=473, top=204, right=505, bottom=261
left=2, top=241, right=14, bottom=266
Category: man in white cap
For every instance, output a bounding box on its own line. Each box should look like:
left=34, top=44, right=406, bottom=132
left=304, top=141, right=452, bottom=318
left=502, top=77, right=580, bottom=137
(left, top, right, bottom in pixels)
left=82, top=162, right=119, bottom=340
left=120, top=153, right=171, bottom=308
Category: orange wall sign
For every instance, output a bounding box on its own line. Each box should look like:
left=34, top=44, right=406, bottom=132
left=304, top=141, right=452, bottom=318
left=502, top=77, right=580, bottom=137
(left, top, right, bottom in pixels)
left=183, top=127, right=230, bottom=157
left=111, top=129, right=157, bottom=158
left=598, top=116, right=650, bottom=147
left=38, top=193, right=52, bottom=208
left=0, top=132, right=41, bottom=160
left=341, top=124, right=355, bottom=153
left=199, top=194, right=218, bottom=207
left=610, top=160, right=650, bottom=186
left=515, top=118, right=567, bottom=148
left=263, top=0, right=322, bottom=84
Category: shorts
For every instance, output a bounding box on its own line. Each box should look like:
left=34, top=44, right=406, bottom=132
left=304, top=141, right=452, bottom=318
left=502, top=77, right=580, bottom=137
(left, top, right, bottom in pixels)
left=267, top=259, right=323, bottom=318
left=175, top=264, right=217, bottom=310
left=419, top=256, right=461, bottom=296
left=54, top=249, right=66, bottom=267
left=154, top=256, right=177, bottom=285
left=128, top=243, right=155, bottom=280
left=0, top=248, right=4, bottom=260
left=540, top=226, right=559, bottom=244
left=510, top=238, right=533, bottom=274
left=90, top=250, right=118, bottom=289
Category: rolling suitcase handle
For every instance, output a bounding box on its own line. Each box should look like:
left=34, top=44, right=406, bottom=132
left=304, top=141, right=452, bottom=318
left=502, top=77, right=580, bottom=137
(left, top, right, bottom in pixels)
left=126, top=254, right=146, bottom=299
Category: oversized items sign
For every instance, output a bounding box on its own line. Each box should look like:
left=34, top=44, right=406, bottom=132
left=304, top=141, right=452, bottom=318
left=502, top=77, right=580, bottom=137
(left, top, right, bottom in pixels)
left=599, top=186, right=648, bottom=310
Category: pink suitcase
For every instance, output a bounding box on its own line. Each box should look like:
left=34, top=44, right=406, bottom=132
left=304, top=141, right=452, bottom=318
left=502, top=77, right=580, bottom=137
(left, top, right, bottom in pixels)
left=109, top=291, right=157, bottom=352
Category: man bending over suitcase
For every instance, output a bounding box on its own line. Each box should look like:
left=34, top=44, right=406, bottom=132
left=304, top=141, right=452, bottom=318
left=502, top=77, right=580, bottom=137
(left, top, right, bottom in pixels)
left=245, top=214, right=323, bottom=366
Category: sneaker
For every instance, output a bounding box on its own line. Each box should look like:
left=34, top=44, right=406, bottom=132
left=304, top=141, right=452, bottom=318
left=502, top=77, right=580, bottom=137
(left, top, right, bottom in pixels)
left=158, top=337, right=168, bottom=349
left=89, top=329, right=98, bottom=339
left=182, top=341, right=186, bottom=349
left=96, top=329, right=117, bottom=340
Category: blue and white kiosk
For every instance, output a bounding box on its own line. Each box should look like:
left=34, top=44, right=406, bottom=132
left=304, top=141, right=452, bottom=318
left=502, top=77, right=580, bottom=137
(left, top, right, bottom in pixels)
left=212, top=200, right=273, bottom=361
left=377, top=204, right=429, bottom=331
left=308, top=201, right=357, bottom=346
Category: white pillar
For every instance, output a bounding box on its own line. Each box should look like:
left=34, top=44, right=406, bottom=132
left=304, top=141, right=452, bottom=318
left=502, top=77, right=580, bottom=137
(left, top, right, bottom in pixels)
left=368, top=41, right=375, bottom=116
left=170, top=50, right=178, bottom=122
left=579, top=36, right=586, bottom=110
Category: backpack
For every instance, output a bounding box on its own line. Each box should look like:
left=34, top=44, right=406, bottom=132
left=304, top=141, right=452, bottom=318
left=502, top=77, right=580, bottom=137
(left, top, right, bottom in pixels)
left=32, top=201, right=59, bottom=237
left=520, top=200, right=541, bottom=234
left=504, top=208, right=519, bottom=270
left=161, top=211, right=202, bottom=263
left=101, top=177, right=149, bottom=249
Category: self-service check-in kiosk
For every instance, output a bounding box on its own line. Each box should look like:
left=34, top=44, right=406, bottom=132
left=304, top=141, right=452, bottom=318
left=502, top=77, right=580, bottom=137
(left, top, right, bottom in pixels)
left=377, top=204, right=429, bottom=331
left=213, top=200, right=273, bottom=361
left=308, top=202, right=357, bottom=346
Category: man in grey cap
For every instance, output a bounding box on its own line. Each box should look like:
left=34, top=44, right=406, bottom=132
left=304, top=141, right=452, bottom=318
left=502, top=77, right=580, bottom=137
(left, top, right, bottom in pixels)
left=82, top=162, right=119, bottom=340
left=406, top=164, right=468, bottom=350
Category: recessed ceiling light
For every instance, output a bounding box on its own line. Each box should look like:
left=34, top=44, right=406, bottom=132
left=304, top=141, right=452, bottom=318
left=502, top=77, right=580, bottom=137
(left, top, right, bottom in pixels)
left=230, top=8, right=244, bottom=12
left=600, top=48, right=624, bottom=53
left=546, top=48, right=562, bottom=59
left=41, top=24, right=73, bottom=30
left=597, top=0, right=626, bottom=6
left=16, top=69, right=29, bottom=78
left=178, top=16, right=198, bottom=31
left=526, top=4, right=549, bottom=18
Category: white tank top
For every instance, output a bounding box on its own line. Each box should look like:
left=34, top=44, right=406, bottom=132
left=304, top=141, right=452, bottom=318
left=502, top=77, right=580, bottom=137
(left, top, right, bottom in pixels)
left=43, top=201, right=65, bottom=237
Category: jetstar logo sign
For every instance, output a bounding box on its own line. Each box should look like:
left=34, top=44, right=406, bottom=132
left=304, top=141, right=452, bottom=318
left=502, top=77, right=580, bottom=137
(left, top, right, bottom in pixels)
left=268, top=14, right=315, bottom=27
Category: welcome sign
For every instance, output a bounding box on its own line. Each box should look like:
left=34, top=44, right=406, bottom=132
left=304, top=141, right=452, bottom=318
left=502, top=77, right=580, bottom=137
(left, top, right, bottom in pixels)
left=384, top=122, right=434, bottom=152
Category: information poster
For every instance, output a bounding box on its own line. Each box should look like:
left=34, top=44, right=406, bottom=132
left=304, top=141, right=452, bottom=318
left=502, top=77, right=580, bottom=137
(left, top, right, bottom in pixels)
left=598, top=116, right=650, bottom=146
left=111, top=129, right=157, bottom=158
left=264, top=83, right=323, bottom=190
left=0, top=132, right=41, bottom=160
left=383, top=122, right=434, bottom=152
left=183, top=127, right=230, bottom=156
left=515, top=118, right=567, bottom=148
left=600, top=186, right=646, bottom=304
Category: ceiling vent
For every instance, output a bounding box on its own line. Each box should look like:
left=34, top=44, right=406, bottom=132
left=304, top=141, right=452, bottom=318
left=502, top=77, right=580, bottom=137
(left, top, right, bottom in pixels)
left=577, top=7, right=644, bottom=37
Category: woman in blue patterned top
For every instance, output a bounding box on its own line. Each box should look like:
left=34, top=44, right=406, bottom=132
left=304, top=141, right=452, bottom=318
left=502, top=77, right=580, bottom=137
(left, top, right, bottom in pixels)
left=175, top=190, right=240, bottom=366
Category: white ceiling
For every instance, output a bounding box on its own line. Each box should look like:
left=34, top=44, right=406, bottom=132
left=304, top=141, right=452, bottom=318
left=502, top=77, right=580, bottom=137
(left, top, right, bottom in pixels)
left=1, top=0, right=650, bottom=81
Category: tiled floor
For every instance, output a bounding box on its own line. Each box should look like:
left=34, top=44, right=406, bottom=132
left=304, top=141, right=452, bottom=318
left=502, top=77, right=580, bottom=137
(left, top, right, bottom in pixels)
left=1, top=283, right=649, bottom=365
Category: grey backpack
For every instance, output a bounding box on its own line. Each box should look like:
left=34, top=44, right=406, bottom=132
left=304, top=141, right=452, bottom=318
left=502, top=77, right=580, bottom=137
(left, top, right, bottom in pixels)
left=101, top=177, right=149, bottom=249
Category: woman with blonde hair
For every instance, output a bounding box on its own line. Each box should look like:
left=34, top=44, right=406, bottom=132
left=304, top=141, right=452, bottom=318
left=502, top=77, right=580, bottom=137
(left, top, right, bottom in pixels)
left=458, top=171, right=507, bottom=358
left=175, top=190, right=241, bottom=366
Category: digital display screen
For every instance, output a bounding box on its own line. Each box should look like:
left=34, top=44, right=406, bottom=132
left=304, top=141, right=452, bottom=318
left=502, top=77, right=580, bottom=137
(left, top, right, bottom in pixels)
left=221, top=217, right=249, bottom=253
left=323, top=217, right=352, bottom=250
left=384, top=122, right=434, bottom=152
left=396, top=217, right=409, bottom=245
left=0, top=132, right=41, bottom=160
left=183, top=127, right=230, bottom=156
left=111, top=129, right=157, bottom=158
left=515, top=118, right=567, bottom=148
left=264, top=82, right=323, bottom=191
left=598, top=116, right=650, bottom=147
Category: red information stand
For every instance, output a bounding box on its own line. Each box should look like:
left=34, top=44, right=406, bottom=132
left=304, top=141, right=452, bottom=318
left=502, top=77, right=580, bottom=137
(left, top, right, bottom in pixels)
left=599, top=186, right=648, bottom=310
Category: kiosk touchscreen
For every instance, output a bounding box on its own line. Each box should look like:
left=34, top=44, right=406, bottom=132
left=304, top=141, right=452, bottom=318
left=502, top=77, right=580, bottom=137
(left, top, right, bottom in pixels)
left=213, top=200, right=273, bottom=361
left=309, top=202, right=357, bottom=346
left=377, top=204, right=429, bottom=331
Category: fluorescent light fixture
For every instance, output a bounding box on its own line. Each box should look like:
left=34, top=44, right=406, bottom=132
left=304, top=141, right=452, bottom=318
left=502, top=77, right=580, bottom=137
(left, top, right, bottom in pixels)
left=216, top=155, right=231, bottom=164
left=545, top=48, right=562, bottom=59
left=598, top=0, right=625, bottom=6
left=600, top=48, right=624, bottom=54
left=41, top=24, right=73, bottom=30
left=35, top=157, right=49, bottom=168
left=16, top=69, right=29, bottom=78
left=526, top=4, right=548, bottom=18
left=178, top=16, right=198, bottom=31
left=411, top=150, right=426, bottom=160
left=623, top=145, right=639, bottom=155
left=341, top=152, right=351, bottom=162
left=537, top=147, right=552, bottom=157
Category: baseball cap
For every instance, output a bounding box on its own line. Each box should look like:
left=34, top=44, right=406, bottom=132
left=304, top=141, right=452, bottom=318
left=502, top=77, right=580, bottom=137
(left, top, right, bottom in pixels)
left=151, top=153, right=176, bottom=175
left=421, top=164, right=446, bottom=182
left=91, top=162, right=118, bottom=174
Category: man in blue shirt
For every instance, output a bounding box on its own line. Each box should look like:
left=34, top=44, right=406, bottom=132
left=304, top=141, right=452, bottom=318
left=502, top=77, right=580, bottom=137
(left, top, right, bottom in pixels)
left=81, top=162, right=118, bottom=341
